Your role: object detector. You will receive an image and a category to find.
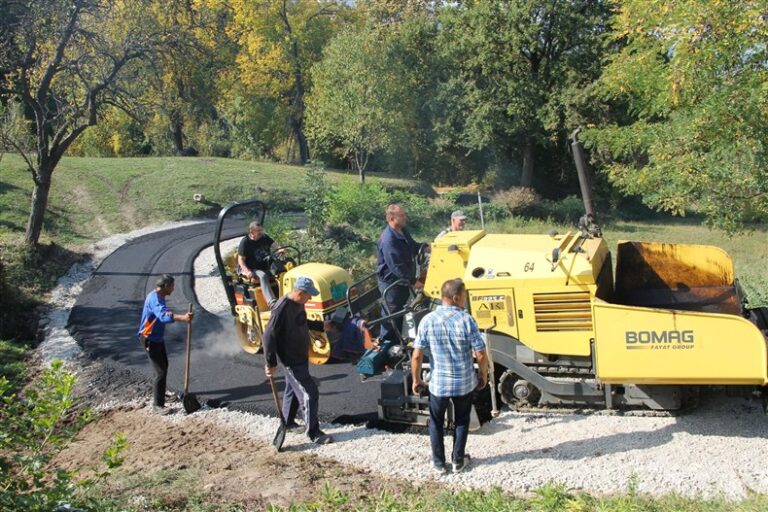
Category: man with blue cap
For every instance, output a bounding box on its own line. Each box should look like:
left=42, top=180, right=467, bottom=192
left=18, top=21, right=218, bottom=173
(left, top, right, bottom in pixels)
left=263, top=276, right=333, bottom=444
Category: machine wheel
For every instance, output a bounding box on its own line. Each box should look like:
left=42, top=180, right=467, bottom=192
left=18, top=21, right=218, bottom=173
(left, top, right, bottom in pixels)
left=308, top=330, right=331, bottom=365
left=234, top=317, right=263, bottom=354
left=499, top=370, right=541, bottom=406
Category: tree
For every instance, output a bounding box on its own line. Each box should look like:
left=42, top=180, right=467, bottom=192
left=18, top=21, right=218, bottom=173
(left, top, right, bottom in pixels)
left=306, top=26, right=412, bottom=183
left=586, top=0, right=768, bottom=230
left=0, top=0, right=160, bottom=245
left=434, top=1, right=612, bottom=188
left=215, top=0, right=353, bottom=164
left=136, top=1, right=227, bottom=155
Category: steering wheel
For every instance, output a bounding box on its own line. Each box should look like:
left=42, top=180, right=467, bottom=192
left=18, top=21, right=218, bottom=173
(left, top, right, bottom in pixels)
left=268, top=245, right=301, bottom=273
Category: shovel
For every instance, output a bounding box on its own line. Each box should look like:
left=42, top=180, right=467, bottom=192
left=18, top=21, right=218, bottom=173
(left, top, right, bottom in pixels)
left=268, top=374, right=287, bottom=452
left=182, top=303, right=202, bottom=414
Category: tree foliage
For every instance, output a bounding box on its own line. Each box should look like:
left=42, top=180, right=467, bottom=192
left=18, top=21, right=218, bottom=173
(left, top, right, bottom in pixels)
left=433, top=0, right=612, bottom=187
left=306, top=25, right=414, bottom=182
left=586, top=0, right=768, bottom=229
left=208, top=0, right=355, bottom=164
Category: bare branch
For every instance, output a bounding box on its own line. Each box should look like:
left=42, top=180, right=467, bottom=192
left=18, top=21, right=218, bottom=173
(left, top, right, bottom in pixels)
left=37, top=2, right=82, bottom=102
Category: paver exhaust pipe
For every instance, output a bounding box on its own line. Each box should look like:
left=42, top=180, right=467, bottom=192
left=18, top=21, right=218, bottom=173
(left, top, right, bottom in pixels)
left=571, top=128, right=602, bottom=238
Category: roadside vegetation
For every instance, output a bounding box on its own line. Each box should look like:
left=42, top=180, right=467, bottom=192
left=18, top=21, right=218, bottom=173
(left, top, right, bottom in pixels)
left=71, top=480, right=768, bottom=512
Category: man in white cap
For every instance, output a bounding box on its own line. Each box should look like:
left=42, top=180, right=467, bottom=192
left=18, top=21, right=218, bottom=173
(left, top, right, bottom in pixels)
left=437, top=210, right=468, bottom=238
left=263, top=276, right=333, bottom=444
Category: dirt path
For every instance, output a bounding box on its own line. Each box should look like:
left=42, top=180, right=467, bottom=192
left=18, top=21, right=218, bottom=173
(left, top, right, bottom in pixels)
left=52, top=358, right=430, bottom=509
left=56, top=407, right=417, bottom=509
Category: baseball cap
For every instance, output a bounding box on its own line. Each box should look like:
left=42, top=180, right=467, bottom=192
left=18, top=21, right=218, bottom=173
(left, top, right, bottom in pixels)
left=451, top=210, right=467, bottom=220
left=294, top=276, right=320, bottom=296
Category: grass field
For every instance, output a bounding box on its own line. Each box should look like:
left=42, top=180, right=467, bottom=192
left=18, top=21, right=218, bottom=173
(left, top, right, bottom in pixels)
left=0, top=154, right=419, bottom=245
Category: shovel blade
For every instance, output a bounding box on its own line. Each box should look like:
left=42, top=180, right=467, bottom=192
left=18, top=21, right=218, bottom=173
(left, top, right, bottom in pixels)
left=183, top=393, right=202, bottom=414
left=273, top=423, right=287, bottom=452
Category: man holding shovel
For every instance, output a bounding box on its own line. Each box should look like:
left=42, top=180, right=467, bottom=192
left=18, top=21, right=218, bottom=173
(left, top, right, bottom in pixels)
left=263, top=277, right=333, bottom=445
left=137, top=274, right=194, bottom=414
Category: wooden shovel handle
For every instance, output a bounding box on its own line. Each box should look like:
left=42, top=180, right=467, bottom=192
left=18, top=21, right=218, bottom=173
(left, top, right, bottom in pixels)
left=268, top=375, right=285, bottom=425
left=183, top=303, right=193, bottom=393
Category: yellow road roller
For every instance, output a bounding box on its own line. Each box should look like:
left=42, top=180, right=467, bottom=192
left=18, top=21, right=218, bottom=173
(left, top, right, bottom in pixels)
left=213, top=199, right=352, bottom=364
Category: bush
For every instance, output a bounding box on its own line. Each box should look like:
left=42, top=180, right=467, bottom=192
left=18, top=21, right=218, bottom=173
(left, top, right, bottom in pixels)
left=0, top=360, right=126, bottom=511
left=462, top=201, right=510, bottom=225
left=303, top=165, right=330, bottom=238
left=493, top=187, right=539, bottom=214
left=282, top=230, right=376, bottom=281
left=327, top=182, right=390, bottom=228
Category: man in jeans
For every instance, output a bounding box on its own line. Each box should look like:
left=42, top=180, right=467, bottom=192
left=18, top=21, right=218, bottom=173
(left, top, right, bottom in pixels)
left=137, top=274, right=194, bottom=414
left=411, top=278, right=488, bottom=474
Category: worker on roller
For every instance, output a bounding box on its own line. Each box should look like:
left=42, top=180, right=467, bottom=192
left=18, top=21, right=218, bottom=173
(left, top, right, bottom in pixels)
left=263, top=276, right=333, bottom=445
left=375, top=203, right=428, bottom=345
left=411, top=278, right=488, bottom=475
left=436, top=209, right=467, bottom=238
left=137, top=274, right=194, bottom=415
left=237, top=221, right=282, bottom=309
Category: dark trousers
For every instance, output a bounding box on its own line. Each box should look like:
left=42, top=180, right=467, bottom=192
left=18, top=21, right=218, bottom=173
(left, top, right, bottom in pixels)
left=147, top=342, right=169, bottom=407
left=377, top=282, right=410, bottom=344
left=429, top=392, right=473, bottom=466
left=283, top=363, right=320, bottom=438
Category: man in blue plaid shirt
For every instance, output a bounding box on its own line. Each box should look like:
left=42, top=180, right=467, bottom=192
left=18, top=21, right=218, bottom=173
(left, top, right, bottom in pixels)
left=411, top=278, right=489, bottom=474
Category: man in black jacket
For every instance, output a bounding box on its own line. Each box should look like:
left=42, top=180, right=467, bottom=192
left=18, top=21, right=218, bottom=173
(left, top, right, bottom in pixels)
left=263, top=276, right=333, bottom=444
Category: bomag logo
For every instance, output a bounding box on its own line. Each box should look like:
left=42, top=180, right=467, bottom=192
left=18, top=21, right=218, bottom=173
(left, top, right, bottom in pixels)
left=625, top=330, right=695, bottom=351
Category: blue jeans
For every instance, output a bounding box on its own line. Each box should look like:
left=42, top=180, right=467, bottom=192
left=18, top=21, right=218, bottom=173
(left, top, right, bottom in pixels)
left=429, top=392, right=473, bottom=466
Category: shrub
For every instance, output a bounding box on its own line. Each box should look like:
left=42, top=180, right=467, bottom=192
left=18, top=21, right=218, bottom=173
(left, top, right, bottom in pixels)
left=462, top=202, right=510, bottom=225
left=327, top=182, right=390, bottom=227
left=282, top=230, right=376, bottom=281
left=493, top=187, right=539, bottom=215
left=303, top=165, right=330, bottom=238
left=0, top=360, right=126, bottom=511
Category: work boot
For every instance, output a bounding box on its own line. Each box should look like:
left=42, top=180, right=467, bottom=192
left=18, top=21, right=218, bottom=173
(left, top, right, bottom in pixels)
left=285, top=420, right=303, bottom=431
left=309, top=430, right=333, bottom=445
left=152, top=405, right=171, bottom=416
left=432, top=461, right=447, bottom=476
left=452, top=453, right=471, bottom=474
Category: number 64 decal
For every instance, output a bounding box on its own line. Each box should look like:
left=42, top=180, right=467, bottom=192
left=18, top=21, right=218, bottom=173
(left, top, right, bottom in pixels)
left=524, top=262, right=535, bottom=272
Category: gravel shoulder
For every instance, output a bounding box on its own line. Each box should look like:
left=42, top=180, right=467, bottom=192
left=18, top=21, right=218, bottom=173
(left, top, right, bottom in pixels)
left=44, top=225, right=768, bottom=505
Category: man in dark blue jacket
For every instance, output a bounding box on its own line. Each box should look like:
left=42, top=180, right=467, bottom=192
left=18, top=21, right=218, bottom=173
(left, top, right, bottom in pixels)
left=375, top=203, right=426, bottom=345
left=137, top=274, right=193, bottom=414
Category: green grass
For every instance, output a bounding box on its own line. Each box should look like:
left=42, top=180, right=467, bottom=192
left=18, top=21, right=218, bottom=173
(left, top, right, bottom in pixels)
left=77, top=481, right=768, bottom=512
left=0, top=154, right=420, bottom=245
left=0, top=339, right=28, bottom=390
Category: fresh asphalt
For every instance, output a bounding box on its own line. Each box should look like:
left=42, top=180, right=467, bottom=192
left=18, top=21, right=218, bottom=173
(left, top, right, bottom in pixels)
left=67, top=218, right=385, bottom=424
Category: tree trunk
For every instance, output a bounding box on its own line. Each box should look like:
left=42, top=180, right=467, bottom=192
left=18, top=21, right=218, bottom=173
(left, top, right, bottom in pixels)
left=25, top=166, right=53, bottom=245
left=521, top=139, right=535, bottom=187
left=171, top=112, right=184, bottom=154
left=294, top=123, right=309, bottom=164
left=353, top=151, right=367, bottom=184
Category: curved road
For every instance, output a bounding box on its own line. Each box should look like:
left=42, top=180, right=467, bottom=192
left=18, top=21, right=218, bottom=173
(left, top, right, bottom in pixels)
left=68, top=220, right=384, bottom=424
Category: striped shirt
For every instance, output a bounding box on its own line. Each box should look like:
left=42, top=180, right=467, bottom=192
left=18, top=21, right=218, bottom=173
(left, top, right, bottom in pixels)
left=414, top=304, right=486, bottom=397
